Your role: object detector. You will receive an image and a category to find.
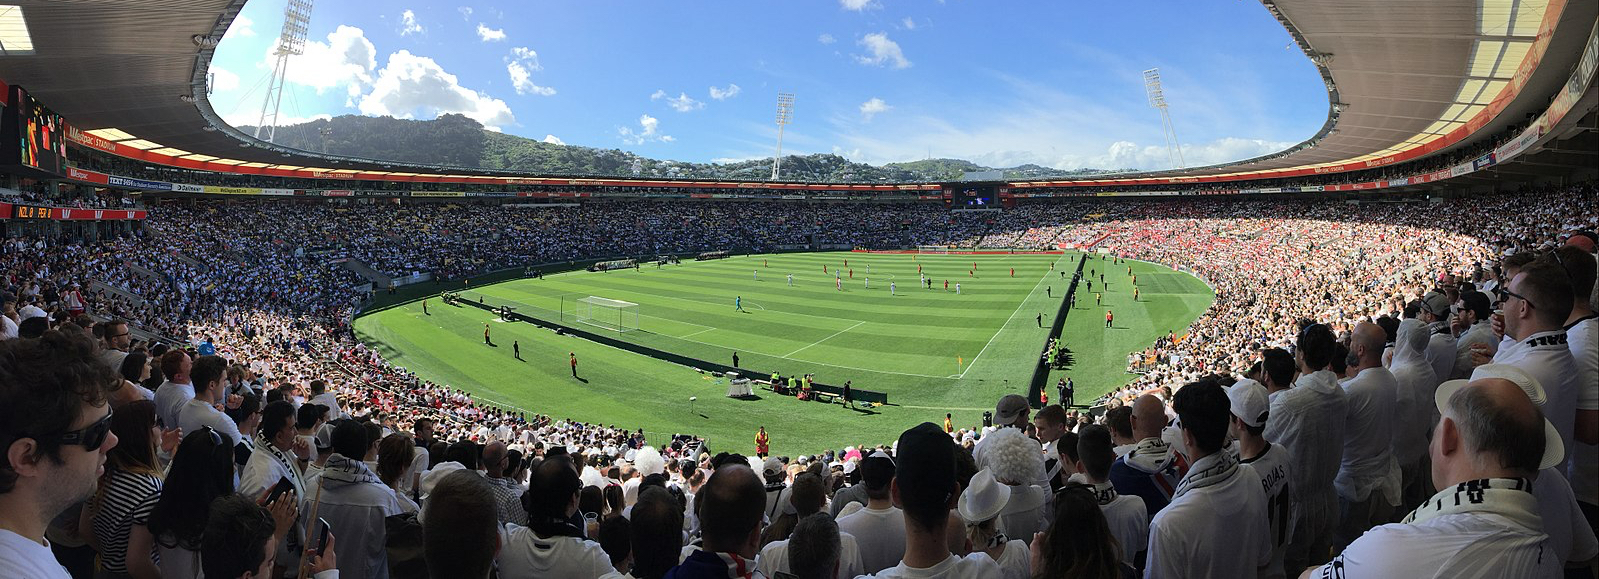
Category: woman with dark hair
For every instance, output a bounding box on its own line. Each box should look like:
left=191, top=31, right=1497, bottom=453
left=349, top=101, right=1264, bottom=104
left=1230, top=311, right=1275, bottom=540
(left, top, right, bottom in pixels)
left=116, top=351, right=154, bottom=403
left=84, top=400, right=163, bottom=578
left=147, top=427, right=238, bottom=578
left=1029, top=484, right=1136, bottom=579
left=603, top=483, right=625, bottom=518
left=376, top=433, right=419, bottom=513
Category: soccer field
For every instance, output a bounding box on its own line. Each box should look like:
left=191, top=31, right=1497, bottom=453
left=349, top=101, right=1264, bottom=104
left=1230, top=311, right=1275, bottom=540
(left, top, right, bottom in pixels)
left=352, top=251, right=1212, bottom=455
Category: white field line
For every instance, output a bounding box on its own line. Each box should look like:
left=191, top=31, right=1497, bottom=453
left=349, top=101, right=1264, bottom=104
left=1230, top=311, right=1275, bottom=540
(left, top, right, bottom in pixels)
left=782, top=321, right=866, bottom=358
left=957, top=253, right=1067, bottom=379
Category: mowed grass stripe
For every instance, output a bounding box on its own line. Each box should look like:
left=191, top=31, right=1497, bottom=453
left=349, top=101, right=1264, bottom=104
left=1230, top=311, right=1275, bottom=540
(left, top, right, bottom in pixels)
left=355, top=251, right=1210, bottom=455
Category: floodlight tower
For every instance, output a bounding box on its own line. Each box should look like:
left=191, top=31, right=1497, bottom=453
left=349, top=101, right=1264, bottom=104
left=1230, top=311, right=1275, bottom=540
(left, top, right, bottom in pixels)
left=770, top=93, right=794, bottom=180
left=1143, top=68, right=1185, bottom=169
left=253, top=0, right=314, bottom=143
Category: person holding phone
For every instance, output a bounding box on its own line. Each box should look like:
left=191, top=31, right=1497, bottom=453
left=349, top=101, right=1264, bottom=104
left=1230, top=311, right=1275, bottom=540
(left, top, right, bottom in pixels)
left=201, top=494, right=336, bottom=579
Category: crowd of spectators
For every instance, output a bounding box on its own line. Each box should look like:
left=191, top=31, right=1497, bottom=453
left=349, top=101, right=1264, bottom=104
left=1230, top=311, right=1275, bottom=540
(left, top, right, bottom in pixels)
left=1, top=180, right=1596, bottom=578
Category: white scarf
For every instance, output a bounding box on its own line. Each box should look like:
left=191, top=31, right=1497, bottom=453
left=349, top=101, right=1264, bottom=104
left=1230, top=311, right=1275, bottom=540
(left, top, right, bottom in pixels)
left=255, top=433, right=307, bottom=499
left=1171, top=452, right=1239, bottom=501
left=1123, top=436, right=1178, bottom=474
left=1401, top=477, right=1542, bottom=531
left=322, top=453, right=383, bottom=485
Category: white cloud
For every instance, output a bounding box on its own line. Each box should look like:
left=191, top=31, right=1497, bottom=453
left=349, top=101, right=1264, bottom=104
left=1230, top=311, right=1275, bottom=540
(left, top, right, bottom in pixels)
left=839, top=0, right=878, bottom=11
left=859, top=97, right=891, bottom=121
left=476, top=23, right=505, bottom=42
left=457, top=6, right=473, bottom=20
left=818, top=33, right=836, bottom=44
left=542, top=134, right=565, bottom=145
left=225, top=15, right=255, bottom=39
left=273, top=25, right=378, bottom=100
left=1089, top=137, right=1293, bottom=170
left=651, top=90, right=704, bottom=112
left=357, top=50, right=515, bottom=130
left=708, top=83, right=741, bottom=100
left=855, top=32, right=910, bottom=69
left=619, top=114, right=673, bottom=145
left=505, top=47, right=555, bottom=96
left=901, top=17, right=916, bottom=30
left=208, top=66, right=239, bottom=92
left=400, top=10, right=424, bottom=36
left=831, top=145, right=863, bottom=159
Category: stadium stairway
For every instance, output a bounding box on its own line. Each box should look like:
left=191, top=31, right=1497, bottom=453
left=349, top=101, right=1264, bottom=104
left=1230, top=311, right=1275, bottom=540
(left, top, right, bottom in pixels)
left=339, top=258, right=395, bottom=288
left=88, top=280, right=145, bottom=308
left=171, top=250, right=209, bottom=273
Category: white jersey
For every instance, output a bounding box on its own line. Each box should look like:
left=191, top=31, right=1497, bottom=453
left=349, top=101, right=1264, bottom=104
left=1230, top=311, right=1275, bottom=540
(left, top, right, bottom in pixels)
left=1335, top=367, right=1397, bottom=503
left=1308, top=478, right=1557, bottom=579
left=1493, top=330, right=1578, bottom=469
left=1566, top=316, right=1597, bottom=505
left=1240, top=443, right=1293, bottom=579
left=836, top=506, right=907, bottom=575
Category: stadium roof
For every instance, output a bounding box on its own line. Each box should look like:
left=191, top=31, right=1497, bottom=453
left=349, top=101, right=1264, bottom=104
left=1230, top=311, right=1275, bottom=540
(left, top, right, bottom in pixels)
left=0, top=0, right=1593, bottom=183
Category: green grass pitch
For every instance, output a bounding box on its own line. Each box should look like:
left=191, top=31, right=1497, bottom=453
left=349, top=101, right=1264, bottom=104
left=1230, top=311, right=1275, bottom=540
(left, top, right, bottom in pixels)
left=352, top=251, right=1213, bottom=456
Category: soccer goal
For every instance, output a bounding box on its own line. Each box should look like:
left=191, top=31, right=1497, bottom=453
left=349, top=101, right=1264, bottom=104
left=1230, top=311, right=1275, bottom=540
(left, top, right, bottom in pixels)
left=917, top=245, right=950, bottom=255
left=574, top=296, right=640, bottom=332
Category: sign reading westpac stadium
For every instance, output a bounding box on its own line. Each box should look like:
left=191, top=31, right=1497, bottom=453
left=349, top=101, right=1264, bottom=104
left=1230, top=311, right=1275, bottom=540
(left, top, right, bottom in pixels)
left=201, top=186, right=293, bottom=196
left=108, top=176, right=174, bottom=191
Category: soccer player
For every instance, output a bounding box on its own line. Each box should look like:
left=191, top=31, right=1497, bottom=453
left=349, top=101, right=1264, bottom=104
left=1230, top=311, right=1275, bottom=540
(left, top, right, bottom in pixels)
left=1134, top=287, right=1140, bottom=301
left=944, top=280, right=949, bottom=291
left=956, top=283, right=961, bottom=295
left=1037, top=313, right=1043, bottom=327
left=837, top=277, right=843, bottom=291
left=849, top=268, right=853, bottom=279
left=736, top=296, right=744, bottom=311
left=754, top=270, right=759, bottom=281
left=1047, top=286, right=1052, bottom=298
left=764, top=258, right=768, bottom=267
left=1011, top=268, right=1015, bottom=277
left=890, top=281, right=896, bottom=295
left=866, top=264, right=871, bottom=275
left=1105, top=310, right=1113, bottom=328
left=787, top=273, right=793, bottom=286
left=864, top=277, right=869, bottom=289
left=823, top=264, right=828, bottom=274
left=1096, top=292, right=1102, bottom=305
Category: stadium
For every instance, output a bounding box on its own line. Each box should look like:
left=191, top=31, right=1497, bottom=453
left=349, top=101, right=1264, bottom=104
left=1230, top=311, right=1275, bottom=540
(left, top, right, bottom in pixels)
left=0, top=0, right=1596, bottom=578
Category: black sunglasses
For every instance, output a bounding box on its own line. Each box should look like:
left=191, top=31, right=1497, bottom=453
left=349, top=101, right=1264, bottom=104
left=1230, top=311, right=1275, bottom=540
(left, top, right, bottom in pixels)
left=1495, top=287, right=1537, bottom=310
left=58, top=410, right=115, bottom=451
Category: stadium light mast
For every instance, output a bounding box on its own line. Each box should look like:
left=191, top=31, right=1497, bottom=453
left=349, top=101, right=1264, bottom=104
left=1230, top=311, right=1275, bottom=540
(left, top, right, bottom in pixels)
left=253, top=0, right=314, bottom=143
left=1143, top=68, right=1185, bottom=170
left=770, top=93, right=794, bottom=181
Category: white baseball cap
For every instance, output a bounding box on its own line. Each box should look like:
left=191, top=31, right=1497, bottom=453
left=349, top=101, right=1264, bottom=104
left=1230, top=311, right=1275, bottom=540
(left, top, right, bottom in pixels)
left=1436, top=363, right=1564, bottom=470
left=955, top=468, right=1012, bottom=524
left=1226, top=378, right=1270, bottom=428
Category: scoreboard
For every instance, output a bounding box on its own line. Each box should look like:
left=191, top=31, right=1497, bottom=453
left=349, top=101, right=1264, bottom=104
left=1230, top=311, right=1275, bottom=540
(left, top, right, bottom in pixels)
left=954, top=185, right=998, bottom=207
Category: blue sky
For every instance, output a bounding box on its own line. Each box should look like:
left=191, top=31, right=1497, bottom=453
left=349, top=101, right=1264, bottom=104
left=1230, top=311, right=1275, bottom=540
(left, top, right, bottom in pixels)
left=207, top=0, right=1327, bottom=170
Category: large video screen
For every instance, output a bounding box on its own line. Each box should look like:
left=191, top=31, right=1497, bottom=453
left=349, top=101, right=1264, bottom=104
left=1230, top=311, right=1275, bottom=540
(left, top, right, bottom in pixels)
left=3, top=85, right=68, bottom=175
left=955, top=185, right=997, bottom=207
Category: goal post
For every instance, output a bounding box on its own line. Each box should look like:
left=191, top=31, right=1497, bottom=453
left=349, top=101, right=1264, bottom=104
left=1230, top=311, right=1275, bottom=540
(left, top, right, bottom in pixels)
left=917, top=245, right=950, bottom=255
left=574, top=296, right=640, bottom=332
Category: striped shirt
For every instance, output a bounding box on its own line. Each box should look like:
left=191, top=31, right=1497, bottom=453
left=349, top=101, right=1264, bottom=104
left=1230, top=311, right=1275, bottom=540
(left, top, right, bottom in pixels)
left=92, top=469, right=163, bottom=573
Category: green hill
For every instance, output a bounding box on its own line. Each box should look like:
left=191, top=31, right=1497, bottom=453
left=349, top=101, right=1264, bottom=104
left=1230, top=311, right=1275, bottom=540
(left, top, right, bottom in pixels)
left=240, top=114, right=1132, bottom=182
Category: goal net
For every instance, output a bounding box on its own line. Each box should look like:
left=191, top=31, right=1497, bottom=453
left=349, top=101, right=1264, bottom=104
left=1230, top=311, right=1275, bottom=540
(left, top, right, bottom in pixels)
left=917, top=245, right=950, bottom=254
left=574, top=296, right=640, bottom=332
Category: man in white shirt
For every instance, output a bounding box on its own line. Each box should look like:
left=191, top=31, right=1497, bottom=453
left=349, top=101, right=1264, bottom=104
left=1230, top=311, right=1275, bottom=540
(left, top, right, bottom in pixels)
left=177, top=355, right=245, bottom=454
left=1073, top=424, right=1147, bottom=569
left=153, top=350, right=194, bottom=430
left=1305, top=369, right=1564, bottom=578
left=1147, top=379, right=1271, bottom=578
left=837, top=451, right=906, bottom=574
left=1492, top=262, right=1579, bottom=470
left=1264, top=327, right=1347, bottom=577
left=96, top=319, right=131, bottom=372
left=1451, top=291, right=1496, bottom=380
left=1229, top=377, right=1292, bottom=579
left=1334, top=322, right=1398, bottom=549
left=861, top=422, right=999, bottom=579
left=1389, top=318, right=1438, bottom=510
left=308, top=379, right=342, bottom=420
left=1549, top=245, right=1598, bottom=536
left=311, top=420, right=406, bottom=579
left=1419, top=292, right=1459, bottom=385
left=756, top=473, right=864, bottom=579
left=0, top=333, right=121, bottom=579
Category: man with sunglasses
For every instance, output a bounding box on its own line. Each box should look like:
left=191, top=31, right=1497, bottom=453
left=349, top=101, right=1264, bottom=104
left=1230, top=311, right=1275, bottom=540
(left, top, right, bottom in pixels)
left=1491, top=262, right=1579, bottom=473
left=0, top=330, right=123, bottom=579
left=97, top=319, right=131, bottom=372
